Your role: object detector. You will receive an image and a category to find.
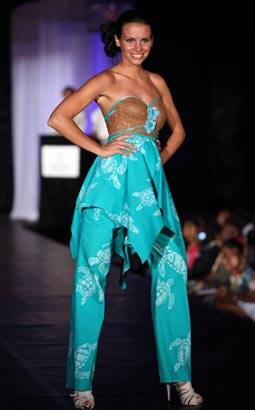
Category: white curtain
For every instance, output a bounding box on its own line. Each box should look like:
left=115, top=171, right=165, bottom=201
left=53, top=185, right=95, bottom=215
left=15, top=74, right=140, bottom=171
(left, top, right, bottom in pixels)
left=10, top=0, right=110, bottom=221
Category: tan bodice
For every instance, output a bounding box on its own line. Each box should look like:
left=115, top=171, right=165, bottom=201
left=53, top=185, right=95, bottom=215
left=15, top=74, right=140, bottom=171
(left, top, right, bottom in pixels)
left=103, top=95, right=167, bottom=139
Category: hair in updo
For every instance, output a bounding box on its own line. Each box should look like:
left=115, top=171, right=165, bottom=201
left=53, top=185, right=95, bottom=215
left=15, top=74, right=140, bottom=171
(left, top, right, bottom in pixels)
left=100, top=9, right=153, bottom=57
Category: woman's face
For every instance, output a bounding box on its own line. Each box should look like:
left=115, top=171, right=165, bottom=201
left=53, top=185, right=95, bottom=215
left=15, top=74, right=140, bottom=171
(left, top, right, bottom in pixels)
left=222, top=247, right=242, bottom=271
left=115, top=22, right=153, bottom=65
left=183, top=221, right=198, bottom=243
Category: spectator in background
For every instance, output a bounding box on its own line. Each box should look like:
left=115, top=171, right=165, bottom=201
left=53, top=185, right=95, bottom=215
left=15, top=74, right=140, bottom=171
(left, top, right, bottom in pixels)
left=90, top=106, right=109, bottom=145
left=190, top=221, right=222, bottom=280
left=204, top=239, right=252, bottom=290
left=189, top=236, right=255, bottom=319
left=215, top=208, right=231, bottom=227
left=183, top=218, right=201, bottom=272
left=246, top=227, right=255, bottom=270
left=221, top=219, right=242, bottom=243
left=212, top=239, right=255, bottom=318
left=190, top=217, right=244, bottom=280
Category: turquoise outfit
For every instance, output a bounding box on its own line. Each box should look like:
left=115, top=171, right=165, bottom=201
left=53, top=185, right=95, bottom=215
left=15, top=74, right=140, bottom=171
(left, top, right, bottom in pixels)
left=66, top=95, right=191, bottom=391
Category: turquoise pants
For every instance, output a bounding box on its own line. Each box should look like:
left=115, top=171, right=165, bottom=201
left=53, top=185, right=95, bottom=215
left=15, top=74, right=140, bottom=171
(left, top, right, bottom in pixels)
left=66, top=207, right=191, bottom=391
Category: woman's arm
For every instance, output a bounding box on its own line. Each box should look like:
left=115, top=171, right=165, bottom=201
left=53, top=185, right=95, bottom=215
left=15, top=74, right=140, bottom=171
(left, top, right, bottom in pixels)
left=150, top=73, right=185, bottom=165
left=47, top=72, right=135, bottom=157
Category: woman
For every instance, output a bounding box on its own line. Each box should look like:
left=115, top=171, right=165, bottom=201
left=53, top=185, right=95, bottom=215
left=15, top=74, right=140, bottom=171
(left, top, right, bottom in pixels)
left=48, top=9, right=203, bottom=409
left=183, top=219, right=201, bottom=272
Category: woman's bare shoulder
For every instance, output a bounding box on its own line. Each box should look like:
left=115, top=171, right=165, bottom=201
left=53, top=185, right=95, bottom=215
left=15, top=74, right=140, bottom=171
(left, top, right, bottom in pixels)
left=147, top=71, right=175, bottom=107
left=76, top=69, right=116, bottom=102
left=147, top=71, right=168, bottom=90
left=87, top=69, right=115, bottom=89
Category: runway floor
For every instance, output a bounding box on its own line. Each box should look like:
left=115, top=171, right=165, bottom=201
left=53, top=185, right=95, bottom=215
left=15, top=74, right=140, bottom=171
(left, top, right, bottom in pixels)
left=0, top=216, right=254, bottom=409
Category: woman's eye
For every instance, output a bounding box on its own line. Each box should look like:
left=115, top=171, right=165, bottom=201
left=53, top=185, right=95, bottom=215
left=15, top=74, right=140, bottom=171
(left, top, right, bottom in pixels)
left=126, top=39, right=134, bottom=43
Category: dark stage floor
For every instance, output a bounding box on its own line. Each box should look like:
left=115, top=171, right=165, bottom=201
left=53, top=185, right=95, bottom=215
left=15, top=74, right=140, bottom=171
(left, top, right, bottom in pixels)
left=0, top=216, right=254, bottom=410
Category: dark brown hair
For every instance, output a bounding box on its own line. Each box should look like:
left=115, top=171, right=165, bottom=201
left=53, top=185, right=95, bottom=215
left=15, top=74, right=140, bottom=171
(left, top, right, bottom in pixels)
left=100, top=9, right=153, bottom=57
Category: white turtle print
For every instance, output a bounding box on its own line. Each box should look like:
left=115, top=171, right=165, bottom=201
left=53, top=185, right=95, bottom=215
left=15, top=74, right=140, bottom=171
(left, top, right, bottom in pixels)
left=158, top=246, right=187, bottom=281
left=169, top=332, right=191, bottom=372
left=155, top=155, right=162, bottom=171
left=132, top=187, right=157, bottom=211
left=105, top=203, right=139, bottom=234
left=170, top=197, right=180, bottom=223
left=127, top=135, right=148, bottom=155
left=95, top=154, right=137, bottom=189
left=74, top=342, right=97, bottom=379
left=88, top=242, right=112, bottom=274
left=78, top=182, right=98, bottom=201
left=156, top=278, right=175, bottom=310
left=76, top=266, right=104, bottom=304
left=93, top=207, right=101, bottom=221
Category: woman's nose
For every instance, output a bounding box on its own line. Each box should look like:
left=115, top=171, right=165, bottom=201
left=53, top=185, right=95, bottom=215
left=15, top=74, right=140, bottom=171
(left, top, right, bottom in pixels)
left=134, top=42, right=142, bottom=51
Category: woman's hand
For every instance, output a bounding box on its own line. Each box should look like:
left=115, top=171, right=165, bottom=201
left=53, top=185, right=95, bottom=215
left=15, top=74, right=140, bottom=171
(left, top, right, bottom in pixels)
left=156, top=138, right=161, bottom=152
left=160, top=147, right=170, bottom=165
left=98, top=135, right=136, bottom=157
left=156, top=139, right=170, bottom=165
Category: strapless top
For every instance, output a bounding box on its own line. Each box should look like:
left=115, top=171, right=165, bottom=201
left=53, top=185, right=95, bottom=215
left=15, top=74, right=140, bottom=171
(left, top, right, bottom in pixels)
left=103, top=95, right=167, bottom=140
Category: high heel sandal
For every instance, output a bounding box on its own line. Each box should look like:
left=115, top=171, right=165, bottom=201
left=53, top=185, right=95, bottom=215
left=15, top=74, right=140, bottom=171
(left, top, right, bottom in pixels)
left=166, top=382, right=203, bottom=406
left=70, top=390, right=95, bottom=409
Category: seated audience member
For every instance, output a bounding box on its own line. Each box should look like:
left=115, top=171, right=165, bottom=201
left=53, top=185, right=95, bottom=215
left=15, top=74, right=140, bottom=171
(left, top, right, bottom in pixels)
left=245, top=225, right=255, bottom=268
left=183, top=218, right=201, bottom=272
left=220, top=218, right=243, bottom=244
left=215, top=208, right=231, bottom=227
left=202, top=239, right=254, bottom=318
left=190, top=216, right=244, bottom=280
left=204, top=239, right=252, bottom=290
left=190, top=222, right=222, bottom=280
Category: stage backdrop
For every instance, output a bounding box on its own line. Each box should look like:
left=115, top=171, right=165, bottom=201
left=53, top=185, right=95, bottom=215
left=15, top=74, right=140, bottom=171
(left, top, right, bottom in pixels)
left=10, top=0, right=111, bottom=221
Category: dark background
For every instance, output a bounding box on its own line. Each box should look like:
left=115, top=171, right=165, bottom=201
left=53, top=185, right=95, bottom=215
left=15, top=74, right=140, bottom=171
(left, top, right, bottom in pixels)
left=1, top=1, right=254, bottom=222
left=136, top=1, right=254, bottom=216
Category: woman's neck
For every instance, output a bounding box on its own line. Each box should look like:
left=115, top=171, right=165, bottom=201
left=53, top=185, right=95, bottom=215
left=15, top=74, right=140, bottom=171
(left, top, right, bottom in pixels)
left=113, top=62, right=143, bottom=79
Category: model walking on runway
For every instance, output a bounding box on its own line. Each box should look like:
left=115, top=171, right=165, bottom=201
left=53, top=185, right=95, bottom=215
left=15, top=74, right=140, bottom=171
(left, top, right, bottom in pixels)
left=48, top=9, right=203, bottom=409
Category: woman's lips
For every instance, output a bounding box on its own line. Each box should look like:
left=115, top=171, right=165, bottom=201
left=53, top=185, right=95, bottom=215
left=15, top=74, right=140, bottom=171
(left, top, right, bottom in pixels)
left=131, top=53, right=143, bottom=58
